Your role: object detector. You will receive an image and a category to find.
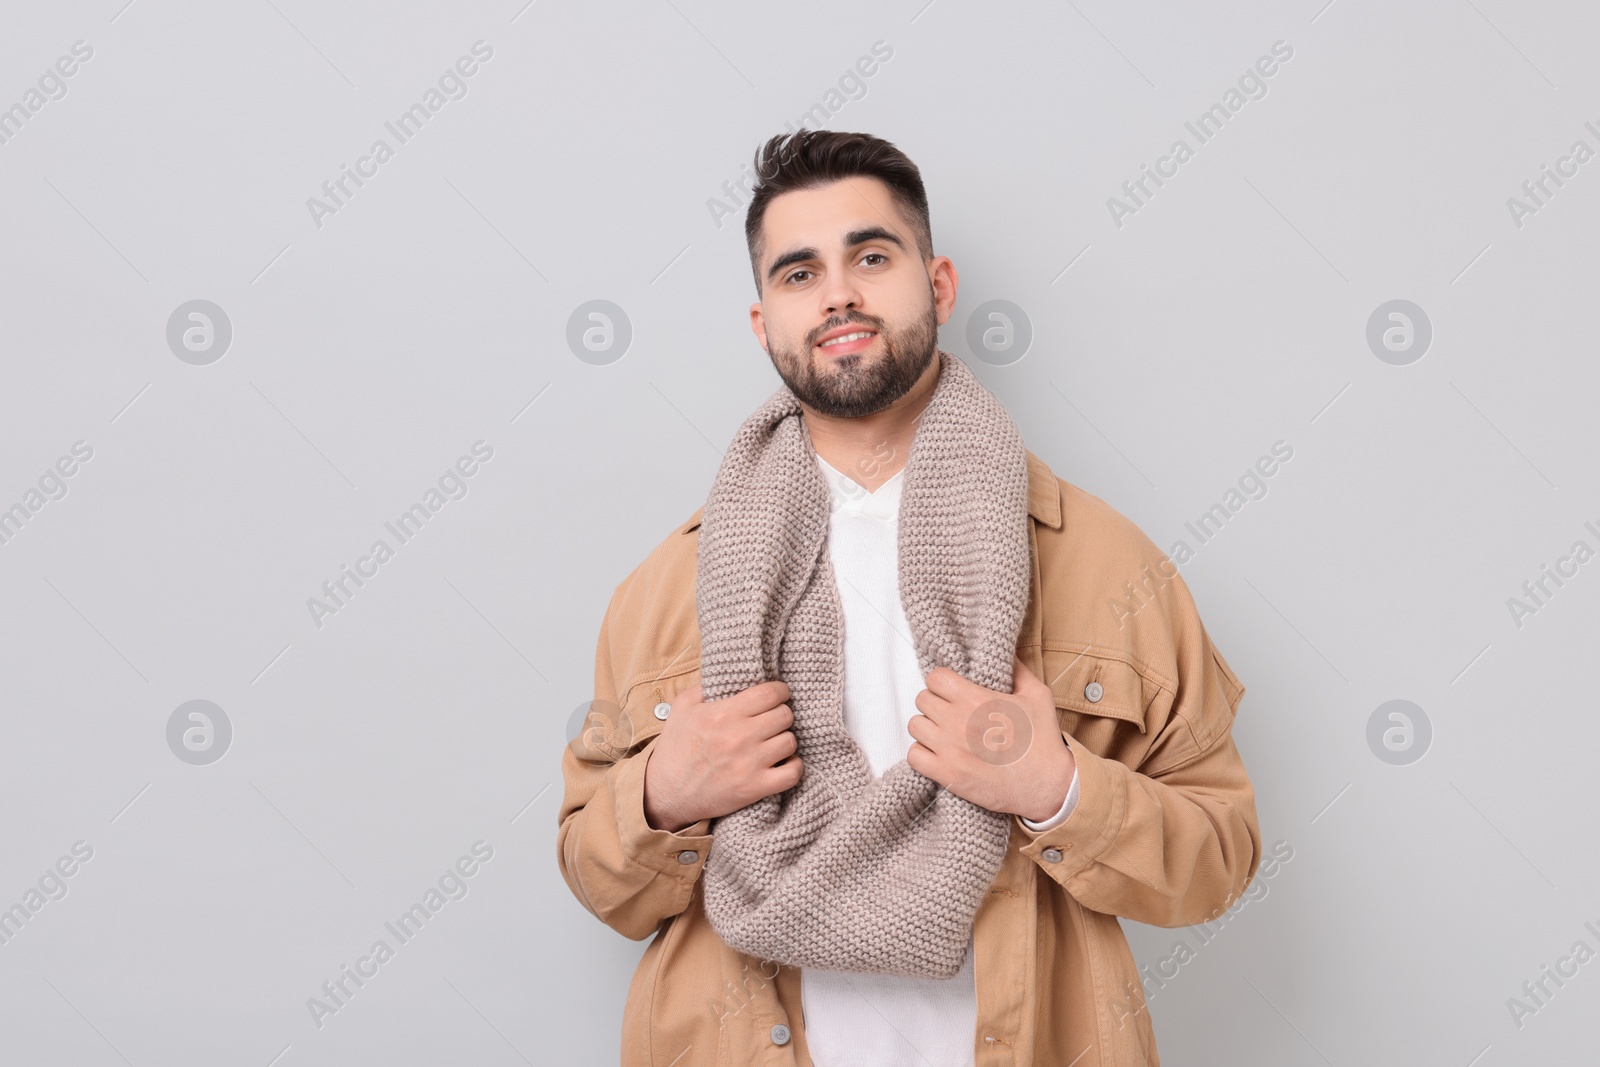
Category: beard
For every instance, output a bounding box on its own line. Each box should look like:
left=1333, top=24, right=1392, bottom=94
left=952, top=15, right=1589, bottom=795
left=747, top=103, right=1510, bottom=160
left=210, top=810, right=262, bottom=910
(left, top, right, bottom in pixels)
left=765, top=301, right=940, bottom=419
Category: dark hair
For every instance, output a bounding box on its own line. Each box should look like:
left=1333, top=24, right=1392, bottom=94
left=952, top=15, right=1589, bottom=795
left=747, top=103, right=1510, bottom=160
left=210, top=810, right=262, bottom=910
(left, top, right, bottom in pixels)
left=743, top=130, right=933, bottom=295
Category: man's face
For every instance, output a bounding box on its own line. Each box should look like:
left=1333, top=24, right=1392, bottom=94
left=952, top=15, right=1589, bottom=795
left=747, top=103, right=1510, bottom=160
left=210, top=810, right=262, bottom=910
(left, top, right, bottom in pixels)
left=749, top=177, right=955, bottom=418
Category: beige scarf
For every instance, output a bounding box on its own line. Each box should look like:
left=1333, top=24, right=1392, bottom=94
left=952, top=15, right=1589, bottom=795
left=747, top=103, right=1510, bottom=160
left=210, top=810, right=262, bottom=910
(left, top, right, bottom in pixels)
left=695, top=349, right=1032, bottom=979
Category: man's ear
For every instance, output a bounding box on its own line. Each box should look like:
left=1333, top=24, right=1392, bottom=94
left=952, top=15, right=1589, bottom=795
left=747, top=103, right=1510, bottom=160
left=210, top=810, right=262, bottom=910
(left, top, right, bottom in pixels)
left=930, top=255, right=959, bottom=327
left=749, top=302, right=768, bottom=351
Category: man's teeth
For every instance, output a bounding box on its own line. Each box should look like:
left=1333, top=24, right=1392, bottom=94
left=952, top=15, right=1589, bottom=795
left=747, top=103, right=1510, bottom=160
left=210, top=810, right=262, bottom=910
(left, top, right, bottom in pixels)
left=820, top=331, right=875, bottom=347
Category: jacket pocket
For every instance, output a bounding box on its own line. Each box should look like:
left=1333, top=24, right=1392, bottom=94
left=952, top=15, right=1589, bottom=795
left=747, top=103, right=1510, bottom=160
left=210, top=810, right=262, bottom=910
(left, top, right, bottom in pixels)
left=617, top=661, right=702, bottom=754
left=1039, top=645, right=1172, bottom=765
left=1041, top=647, right=1154, bottom=729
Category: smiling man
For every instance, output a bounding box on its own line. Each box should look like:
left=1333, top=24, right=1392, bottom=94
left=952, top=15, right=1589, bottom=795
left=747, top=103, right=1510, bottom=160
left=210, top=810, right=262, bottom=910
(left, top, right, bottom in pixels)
left=558, top=130, right=1261, bottom=1067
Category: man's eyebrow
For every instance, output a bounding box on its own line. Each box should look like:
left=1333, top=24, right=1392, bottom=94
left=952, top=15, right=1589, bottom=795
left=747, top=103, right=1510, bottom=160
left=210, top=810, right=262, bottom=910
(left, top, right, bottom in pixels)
left=764, top=226, right=908, bottom=284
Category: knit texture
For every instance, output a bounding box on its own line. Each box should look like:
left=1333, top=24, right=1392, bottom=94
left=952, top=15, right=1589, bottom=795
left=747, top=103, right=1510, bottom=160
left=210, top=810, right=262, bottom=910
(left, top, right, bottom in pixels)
left=696, top=349, right=1032, bottom=979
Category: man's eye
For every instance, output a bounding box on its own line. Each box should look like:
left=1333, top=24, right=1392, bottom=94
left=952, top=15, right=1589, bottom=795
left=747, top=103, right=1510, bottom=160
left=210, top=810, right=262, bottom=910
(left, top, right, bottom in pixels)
left=786, top=270, right=812, bottom=284
left=861, top=253, right=887, bottom=266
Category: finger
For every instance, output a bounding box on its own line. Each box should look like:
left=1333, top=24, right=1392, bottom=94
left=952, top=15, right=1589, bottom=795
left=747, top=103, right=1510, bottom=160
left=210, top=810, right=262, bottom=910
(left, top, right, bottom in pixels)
left=906, top=711, right=930, bottom=745
left=728, top=679, right=789, bottom=715
left=923, top=666, right=969, bottom=700
left=759, top=754, right=804, bottom=796
left=913, top=687, right=954, bottom=726
left=740, top=679, right=787, bottom=712
left=907, top=709, right=950, bottom=752
left=906, top=741, right=937, bottom=779
left=749, top=703, right=794, bottom=740
left=756, top=729, right=798, bottom=767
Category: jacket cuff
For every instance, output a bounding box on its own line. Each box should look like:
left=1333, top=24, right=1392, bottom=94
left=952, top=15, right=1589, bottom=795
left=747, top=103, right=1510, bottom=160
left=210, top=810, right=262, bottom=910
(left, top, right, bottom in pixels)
left=615, top=742, right=714, bottom=878
left=1014, top=733, right=1128, bottom=880
left=1019, top=764, right=1080, bottom=831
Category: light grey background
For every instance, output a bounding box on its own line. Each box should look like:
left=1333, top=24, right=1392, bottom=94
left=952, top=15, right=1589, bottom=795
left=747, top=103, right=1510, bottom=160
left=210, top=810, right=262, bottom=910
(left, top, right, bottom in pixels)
left=2, top=0, right=1596, bottom=1064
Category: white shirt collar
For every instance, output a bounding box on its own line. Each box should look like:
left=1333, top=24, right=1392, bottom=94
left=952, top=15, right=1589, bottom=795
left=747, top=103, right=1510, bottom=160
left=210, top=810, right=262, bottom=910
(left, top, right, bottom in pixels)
left=816, top=452, right=904, bottom=521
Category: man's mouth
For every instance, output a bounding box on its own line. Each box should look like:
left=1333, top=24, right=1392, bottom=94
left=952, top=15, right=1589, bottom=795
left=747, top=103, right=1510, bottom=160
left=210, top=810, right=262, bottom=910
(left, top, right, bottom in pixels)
left=815, top=330, right=878, bottom=356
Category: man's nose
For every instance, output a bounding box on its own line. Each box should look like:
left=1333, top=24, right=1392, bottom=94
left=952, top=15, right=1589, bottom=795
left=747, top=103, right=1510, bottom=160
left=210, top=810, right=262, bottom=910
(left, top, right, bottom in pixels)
left=819, top=274, right=864, bottom=315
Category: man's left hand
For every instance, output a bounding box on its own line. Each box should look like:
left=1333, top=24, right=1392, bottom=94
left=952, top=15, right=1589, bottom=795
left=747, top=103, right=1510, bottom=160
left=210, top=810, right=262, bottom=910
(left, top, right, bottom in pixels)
left=907, top=654, right=1076, bottom=822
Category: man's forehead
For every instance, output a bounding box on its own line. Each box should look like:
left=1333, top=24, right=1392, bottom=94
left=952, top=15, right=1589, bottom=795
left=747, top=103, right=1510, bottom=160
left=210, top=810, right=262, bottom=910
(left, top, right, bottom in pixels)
left=764, top=177, right=902, bottom=236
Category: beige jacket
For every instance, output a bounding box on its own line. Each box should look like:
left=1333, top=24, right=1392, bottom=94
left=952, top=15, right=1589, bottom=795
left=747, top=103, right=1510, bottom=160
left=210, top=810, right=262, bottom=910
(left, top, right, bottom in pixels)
left=557, top=449, right=1261, bottom=1066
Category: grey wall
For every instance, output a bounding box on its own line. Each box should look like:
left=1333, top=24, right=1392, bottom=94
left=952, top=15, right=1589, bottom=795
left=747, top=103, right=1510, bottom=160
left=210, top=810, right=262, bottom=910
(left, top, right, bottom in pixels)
left=2, top=0, right=1596, bottom=1063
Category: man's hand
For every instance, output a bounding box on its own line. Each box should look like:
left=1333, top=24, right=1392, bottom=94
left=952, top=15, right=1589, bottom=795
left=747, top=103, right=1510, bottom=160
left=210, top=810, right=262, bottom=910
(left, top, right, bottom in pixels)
left=643, top=680, right=802, bottom=833
left=906, top=655, right=1076, bottom=822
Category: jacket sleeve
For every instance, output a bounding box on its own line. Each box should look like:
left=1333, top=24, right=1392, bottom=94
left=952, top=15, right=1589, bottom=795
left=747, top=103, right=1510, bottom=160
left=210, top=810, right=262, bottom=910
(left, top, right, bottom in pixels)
left=1014, top=616, right=1261, bottom=928
left=555, top=583, right=713, bottom=941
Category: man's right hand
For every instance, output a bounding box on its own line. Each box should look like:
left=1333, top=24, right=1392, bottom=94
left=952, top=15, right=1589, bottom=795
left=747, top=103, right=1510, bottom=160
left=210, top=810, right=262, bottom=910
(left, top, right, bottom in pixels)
left=642, top=679, right=802, bottom=833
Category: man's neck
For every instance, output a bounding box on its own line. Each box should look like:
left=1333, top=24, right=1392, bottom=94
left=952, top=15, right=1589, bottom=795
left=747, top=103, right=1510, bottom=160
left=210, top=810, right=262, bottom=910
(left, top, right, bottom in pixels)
left=803, top=353, right=941, bottom=493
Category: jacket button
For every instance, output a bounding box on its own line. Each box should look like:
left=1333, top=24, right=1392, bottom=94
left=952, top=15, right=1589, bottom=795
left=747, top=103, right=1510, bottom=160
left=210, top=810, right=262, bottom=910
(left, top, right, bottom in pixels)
left=1084, top=681, right=1103, bottom=703
left=654, top=702, right=671, bottom=720
left=677, top=850, right=698, bottom=864
left=1042, top=848, right=1063, bottom=863
left=770, top=1023, right=791, bottom=1045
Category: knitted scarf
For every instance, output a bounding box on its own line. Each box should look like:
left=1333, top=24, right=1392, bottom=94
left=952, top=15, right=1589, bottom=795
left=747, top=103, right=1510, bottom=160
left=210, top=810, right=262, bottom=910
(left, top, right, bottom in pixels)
left=695, top=348, right=1032, bottom=979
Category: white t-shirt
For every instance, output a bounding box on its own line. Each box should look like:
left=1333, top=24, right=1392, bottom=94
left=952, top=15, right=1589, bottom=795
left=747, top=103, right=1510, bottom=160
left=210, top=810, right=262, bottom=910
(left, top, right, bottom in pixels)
left=799, top=453, right=1078, bottom=1067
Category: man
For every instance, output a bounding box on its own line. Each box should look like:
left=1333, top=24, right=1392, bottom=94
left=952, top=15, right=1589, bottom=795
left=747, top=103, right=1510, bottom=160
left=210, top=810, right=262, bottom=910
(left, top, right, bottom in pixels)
left=558, top=130, right=1260, bottom=1066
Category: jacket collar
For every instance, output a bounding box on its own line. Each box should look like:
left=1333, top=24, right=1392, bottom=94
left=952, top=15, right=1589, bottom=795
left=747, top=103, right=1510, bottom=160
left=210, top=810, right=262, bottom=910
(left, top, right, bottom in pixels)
left=677, top=448, right=1062, bottom=535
